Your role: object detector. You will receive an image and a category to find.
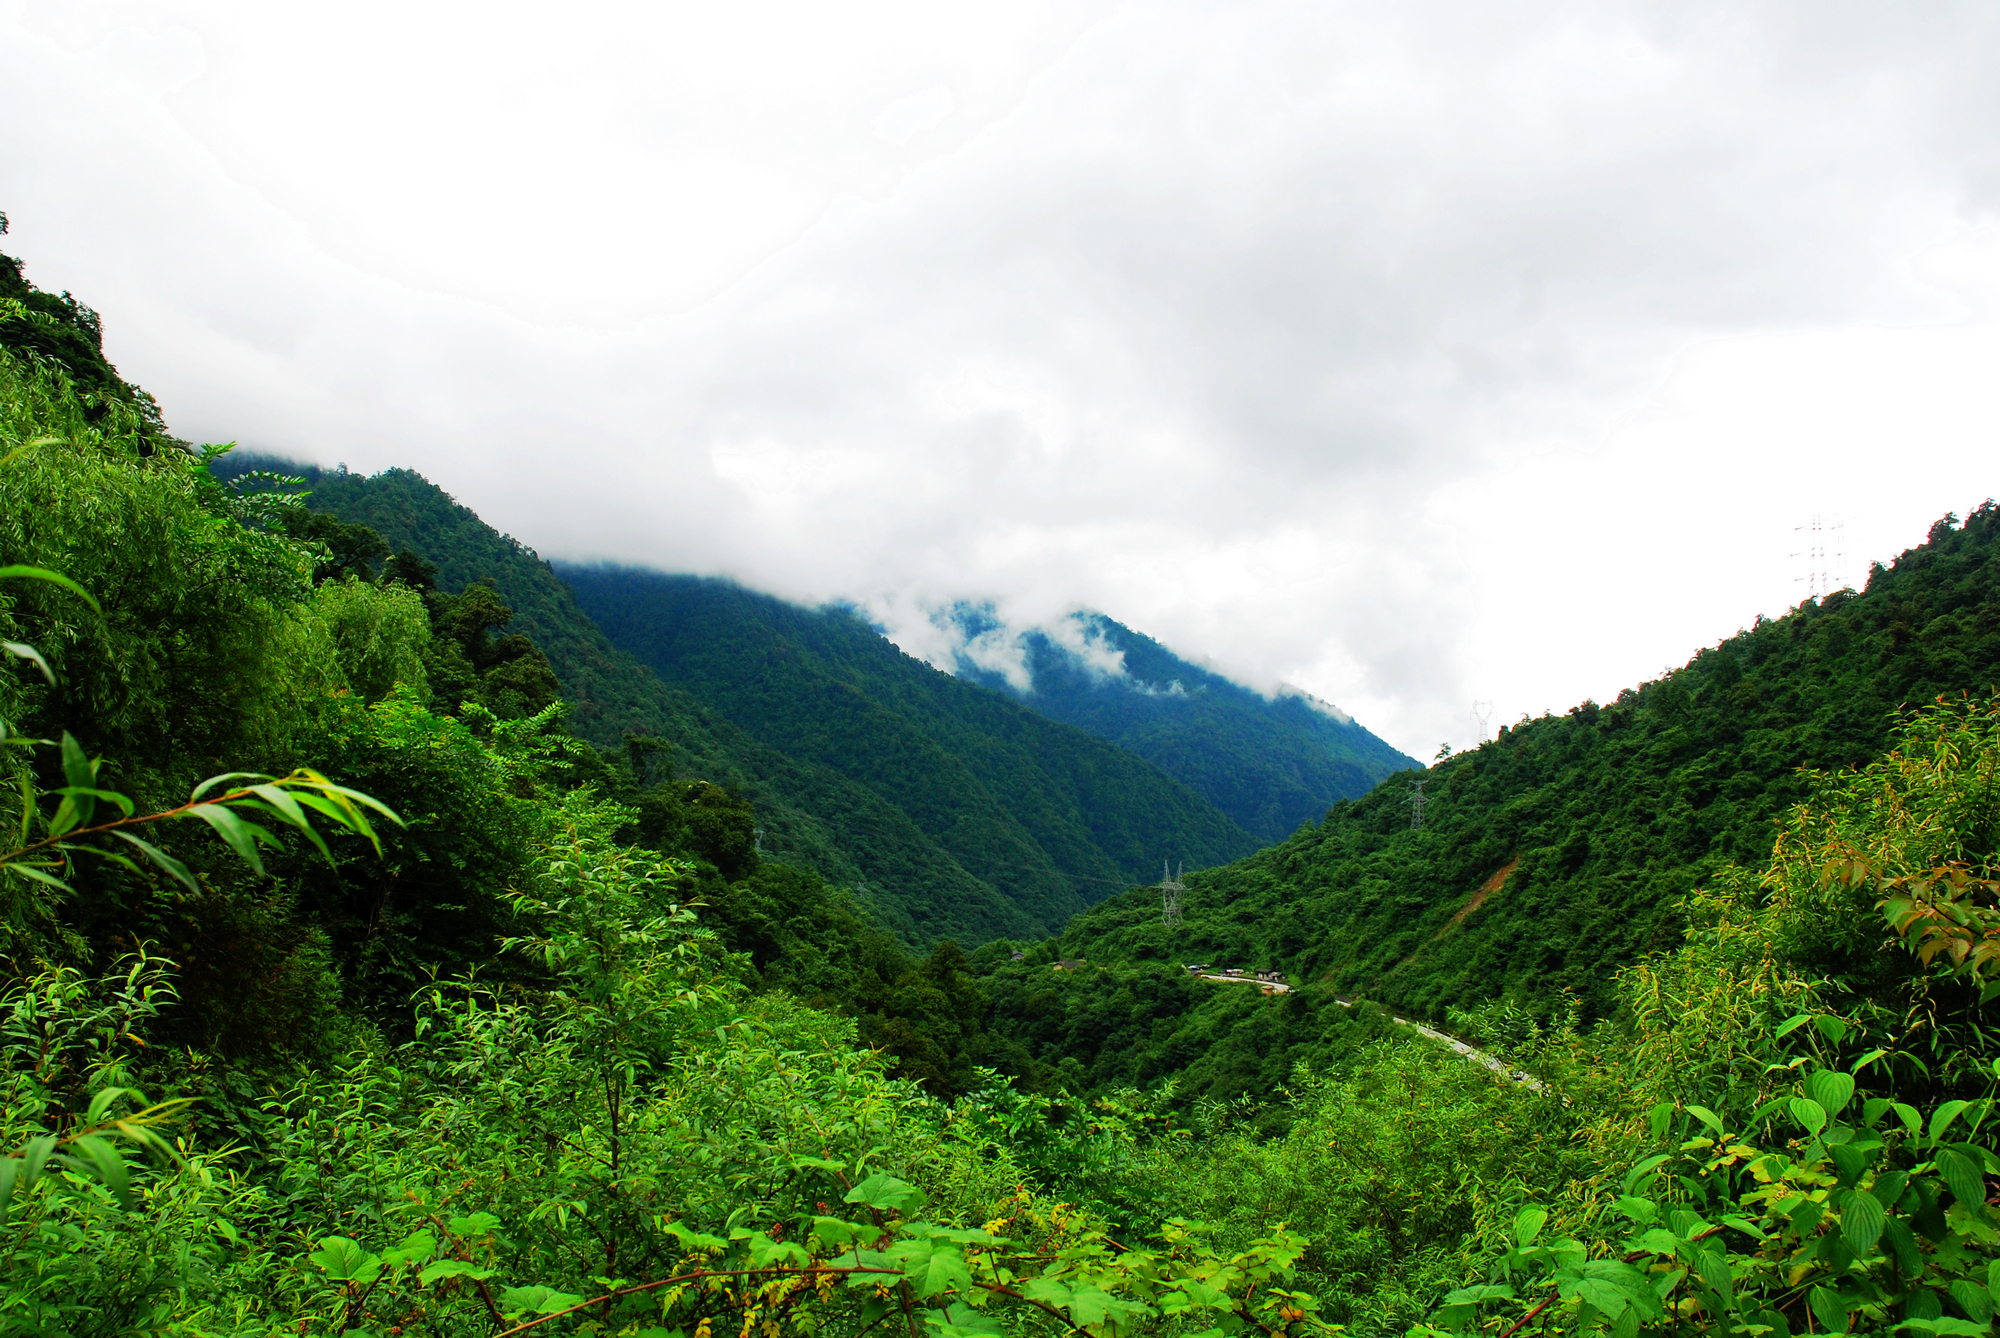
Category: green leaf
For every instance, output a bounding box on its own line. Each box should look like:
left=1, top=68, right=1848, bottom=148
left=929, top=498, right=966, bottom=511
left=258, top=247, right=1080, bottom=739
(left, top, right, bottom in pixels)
left=1814, top=1014, right=1851, bottom=1044
left=380, top=1230, right=436, bottom=1266
left=182, top=804, right=278, bottom=876
left=1809, top=1286, right=1850, bottom=1335
left=188, top=771, right=271, bottom=802
left=1808, top=1069, right=1857, bottom=1116
left=65, top=1135, right=131, bottom=1208
left=1693, top=1250, right=1732, bottom=1302
left=419, top=1259, right=497, bottom=1285
left=4, top=862, right=73, bottom=892
left=1775, top=1013, right=1813, bottom=1039
left=447, top=1212, right=502, bottom=1237
left=911, top=1243, right=972, bottom=1298
left=58, top=732, right=95, bottom=792
left=0, top=565, right=100, bottom=613
left=1686, top=1105, right=1726, bottom=1137
left=665, top=1221, right=729, bottom=1252
left=20, top=1136, right=55, bottom=1190
left=1514, top=1204, right=1548, bottom=1247
left=111, top=831, right=198, bottom=893
left=845, top=1171, right=926, bottom=1214
left=1930, top=1101, right=1973, bottom=1143
left=498, top=1285, right=585, bottom=1316
left=3, top=642, right=54, bottom=685
left=1896, top=1320, right=1992, bottom=1335
left=1936, top=1148, right=1986, bottom=1210
left=1636, top=1228, right=1681, bottom=1256
left=1614, top=1195, right=1658, bottom=1224
left=1840, top=1188, right=1885, bottom=1255
left=310, top=1237, right=384, bottom=1284
left=923, top=1302, right=1004, bottom=1337
left=1948, top=1280, right=1994, bottom=1324
left=1790, top=1097, right=1829, bottom=1136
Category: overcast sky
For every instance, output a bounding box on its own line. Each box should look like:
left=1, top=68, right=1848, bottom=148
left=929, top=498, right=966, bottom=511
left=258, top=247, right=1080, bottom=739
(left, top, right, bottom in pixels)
left=7, top=0, right=2000, bottom=758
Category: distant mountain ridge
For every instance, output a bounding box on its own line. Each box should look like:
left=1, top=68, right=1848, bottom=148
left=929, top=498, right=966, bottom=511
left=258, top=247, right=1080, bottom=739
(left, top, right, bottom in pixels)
left=209, top=456, right=1266, bottom=945
left=937, top=608, right=1417, bottom=840
left=559, top=567, right=1261, bottom=928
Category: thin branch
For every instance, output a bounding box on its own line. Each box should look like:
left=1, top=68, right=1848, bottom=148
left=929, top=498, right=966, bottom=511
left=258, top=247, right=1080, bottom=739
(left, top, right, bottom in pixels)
left=1495, top=1292, right=1557, bottom=1338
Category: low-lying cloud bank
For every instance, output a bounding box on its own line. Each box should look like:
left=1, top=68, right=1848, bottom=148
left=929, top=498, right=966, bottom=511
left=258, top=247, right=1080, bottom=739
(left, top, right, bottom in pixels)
left=7, top=2, right=2000, bottom=755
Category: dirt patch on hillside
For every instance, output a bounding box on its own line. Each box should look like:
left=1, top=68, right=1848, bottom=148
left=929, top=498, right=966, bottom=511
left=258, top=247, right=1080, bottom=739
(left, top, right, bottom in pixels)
left=1435, top=855, right=1519, bottom=939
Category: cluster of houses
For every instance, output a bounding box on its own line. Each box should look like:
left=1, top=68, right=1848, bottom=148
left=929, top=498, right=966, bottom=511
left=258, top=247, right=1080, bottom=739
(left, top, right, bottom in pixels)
left=1183, top=964, right=1291, bottom=994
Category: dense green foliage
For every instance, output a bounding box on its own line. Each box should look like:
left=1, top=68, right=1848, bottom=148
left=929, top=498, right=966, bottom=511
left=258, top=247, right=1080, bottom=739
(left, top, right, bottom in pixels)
left=11, top=240, right=2000, bottom=1338
left=0, top=224, right=174, bottom=455
left=564, top=567, right=1259, bottom=927
left=1043, top=510, right=2000, bottom=1032
left=220, top=460, right=1208, bottom=945
left=952, top=611, right=1415, bottom=841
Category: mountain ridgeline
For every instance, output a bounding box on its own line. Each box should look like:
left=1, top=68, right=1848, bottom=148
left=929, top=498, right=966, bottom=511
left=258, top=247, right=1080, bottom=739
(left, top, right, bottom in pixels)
left=948, top=609, right=1415, bottom=840
left=1030, top=505, right=2000, bottom=1044
left=560, top=566, right=1260, bottom=931
left=212, top=459, right=1269, bottom=944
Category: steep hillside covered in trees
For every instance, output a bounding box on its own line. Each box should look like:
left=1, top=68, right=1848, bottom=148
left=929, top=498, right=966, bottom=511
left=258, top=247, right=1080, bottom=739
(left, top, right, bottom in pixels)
left=949, top=608, right=1416, bottom=840
left=1041, top=506, right=2000, bottom=1023
left=562, top=566, right=1260, bottom=930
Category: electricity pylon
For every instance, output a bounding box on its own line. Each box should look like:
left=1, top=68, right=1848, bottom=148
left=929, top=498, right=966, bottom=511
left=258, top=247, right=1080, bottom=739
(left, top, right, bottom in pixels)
left=1161, top=861, right=1185, bottom=927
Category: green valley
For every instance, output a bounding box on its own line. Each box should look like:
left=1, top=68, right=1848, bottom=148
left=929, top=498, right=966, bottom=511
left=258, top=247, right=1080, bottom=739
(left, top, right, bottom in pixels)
left=10, top=231, right=2000, bottom=1338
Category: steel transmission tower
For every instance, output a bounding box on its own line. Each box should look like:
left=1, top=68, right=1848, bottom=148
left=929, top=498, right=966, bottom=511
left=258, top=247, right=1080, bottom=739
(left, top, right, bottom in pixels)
left=1409, top=778, right=1428, bottom=831
left=1793, top=514, right=1849, bottom=601
left=1472, top=700, right=1494, bottom=743
left=1161, top=861, right=1185, bottom=927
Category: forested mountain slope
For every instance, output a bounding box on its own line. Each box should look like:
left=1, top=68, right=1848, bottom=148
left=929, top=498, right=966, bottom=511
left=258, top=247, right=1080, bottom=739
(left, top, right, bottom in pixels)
left=951, top=609, right=1416, bottom=840
left=210, top=460, right=1061, bottom=942
left=1037, top=505, right=2000, bottom=1021
left=562, top=566, right=1261, bottom=931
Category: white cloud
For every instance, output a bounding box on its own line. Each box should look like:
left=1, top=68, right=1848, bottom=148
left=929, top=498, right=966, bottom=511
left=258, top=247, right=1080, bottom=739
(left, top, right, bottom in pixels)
left=6, top=0, right=2000, bottom=758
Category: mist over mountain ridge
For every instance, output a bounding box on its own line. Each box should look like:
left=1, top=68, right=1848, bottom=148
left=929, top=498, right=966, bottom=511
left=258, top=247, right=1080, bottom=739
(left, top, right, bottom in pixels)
left=891, top=602, right=1418, bottom=841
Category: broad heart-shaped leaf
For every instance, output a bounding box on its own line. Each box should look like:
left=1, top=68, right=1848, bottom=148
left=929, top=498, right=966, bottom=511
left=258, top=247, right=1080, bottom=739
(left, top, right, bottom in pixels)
left=380, top=1230, right=437, bottom=1266
left=1809, top=1286, right=1851, bottom=1335
left=1565, top=1276, right=1636, bottom=1318
left=1840, top=1188, right=1885, bottom=1255
left=1936, top=1147, right=1987, bottom=1210
left=1949, top=1279, right=1995, bottom=1323
left=905, top=1242, right=972, bottom=1299
left=1790, top=1097, right=1829, bottom=1137
left=845, top=1171, right=926, bottom=1215
left=446, top=1212, right=502, bottom=1237
left=1830, top=1142, right=1874, bottom=1187
left=1062, top=1286, right=1145, bottom=1327
left=499, top=1285, right=585, bottom=1316
left=1514, top=1204, right=1548, bottom=1247
left=310, top=1237, right=384, bottom=1284
left=420, top=1260, right=497, bottom=1285
left=1808, top=1069, right=1857, bottom=1117
left=747, top=1232, right=811, bottom=1268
